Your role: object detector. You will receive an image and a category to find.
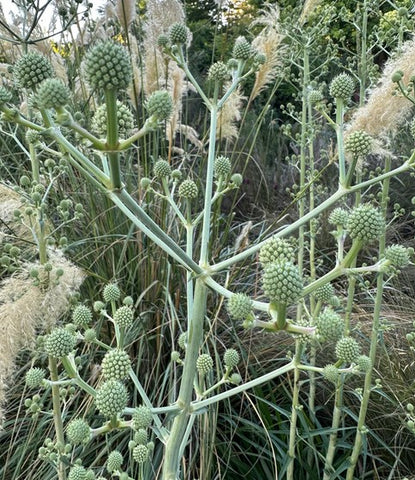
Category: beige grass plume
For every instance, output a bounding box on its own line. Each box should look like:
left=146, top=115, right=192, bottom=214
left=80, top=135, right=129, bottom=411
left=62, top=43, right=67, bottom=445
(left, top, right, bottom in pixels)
left=116, top=0, right=137, bottom=33
left=299, top=0, right=322, bottom=25
left=217, top=85, right=245, bottom=141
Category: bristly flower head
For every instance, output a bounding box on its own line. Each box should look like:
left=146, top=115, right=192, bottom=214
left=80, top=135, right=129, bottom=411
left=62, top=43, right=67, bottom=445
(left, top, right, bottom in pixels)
left=83, top=41, right=132, bottom=91
left=92, top=101, right=134, bottom=138
left=95, top=380, right=128, bottom=417
left=329, top=73, right=355, bottom=101
left=45, top=327, right=76, bottom=358
left=262, top=261, right=303, bottom=304
left=146, top=90, right=173, bottom=120
left=347, top=204, right=385, bottom=243
left=232, top=36, right=253, bottom=60
left=345, top=130, right=372, bottom=157
left=13, top=52, right=53, bottom=89
left=37, top=78, right=70, bottom=110
left=168, top=22, right=190, bottom=45
left=0, top=87, right=12, bottom=104
left=335, top=337, right=361, bottom=363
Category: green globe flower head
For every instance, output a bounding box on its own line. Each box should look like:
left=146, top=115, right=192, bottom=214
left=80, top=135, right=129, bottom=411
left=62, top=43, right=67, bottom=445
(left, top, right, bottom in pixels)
left=223, top=348, right=240, bottom=368
left=37, top=78, right=70, bottom=109
left=113, top=305, right=134, bottom=327
left=232, top=36, right=253, bottom=60
left=178, top=179, right=198, bottom=198
left=157, top=34, right=169, bottom=48
left=95, top=380, right=128, bottom=417
left=316, top=308, right=344, bottom=342
left=103, top=283, right=121, bottom=302
left=107, top=450, right=123, bottom=473
left=227, top=293, right=253, bottom=321
left=83, top=41, right=131, bottom=91
left=347, top=204, right=385, bottom=243
left=259, top=237, right=295, bottom=266
left=263, top=261, right=303, bottom=305
left=345, top=130, right=372, bottom=157
left=68, top=465, right=87, bottom=480
left=335, top=337, right=361, bottom=363
left=84, top=328, right=97, bottom=343
left=214, top=155, right=231, bottom=178
left=45, top=327, right=76, bottom=358
left=384, top=244, right=412, bottom=268
left=72, top=304, right=93, bottom=328
left=308, top=89, right=323, bottom=104
left=329, top=207, right=349, bottom=227
left=329, top=73, right=355, bottom=100
left=132, top=444, right=149, bottom=464
left=132, top=405, right=153, bottom=430
left=230, top=173, right=243, bottom=186
left=0, top=87, right=12, bottom=104
left=92, top=101, right=134, bottom=138
left=208, top=61, right=229, bottom=82
left=229, top=373, right=242, bottom=384
left=178, top=331, right=187, bottom=350
left=153, top=158, right=171, bottom=178
left=196, top=353, right=214, bottom=375
left=356, top=355, right=372, bottom=372
left=25, top=367, right=46, bottom=388
left=168, top=22, right=190, bottom=45
left=134, top=428, right=148, bottom=445
left=26, top=129, right=42, bottom=145
left=146, top=90, right=173, bottom=121
left=322, top=364, right=339, bottom=384
left=101, top=349, right=131, bottom=380
left=66, top=418, right=90, bottom=445
left=14, top=52, right=53, bottom=89
left=314, top=283, right=335, bottom=303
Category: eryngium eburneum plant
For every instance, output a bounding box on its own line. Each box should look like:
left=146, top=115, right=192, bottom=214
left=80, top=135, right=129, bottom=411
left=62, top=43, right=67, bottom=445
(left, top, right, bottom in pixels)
left=1, top=19, right=415, bottom=480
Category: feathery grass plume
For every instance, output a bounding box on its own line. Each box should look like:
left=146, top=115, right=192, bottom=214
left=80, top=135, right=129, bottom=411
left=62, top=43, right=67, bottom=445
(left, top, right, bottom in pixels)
left=127, top=36, right=142, bottom=104
left=116, top=0, right=136, bottom=33
left=217, top=85, right=245, bottom=141
left=0, top=250, right=84, bottom=426
left=0, top=184, right=32, bottom=242
left=299, top=0, right=322, bottom=25
left=347, top=37, right=415, bottom=143
left=249, top=3, right=284, bottom=103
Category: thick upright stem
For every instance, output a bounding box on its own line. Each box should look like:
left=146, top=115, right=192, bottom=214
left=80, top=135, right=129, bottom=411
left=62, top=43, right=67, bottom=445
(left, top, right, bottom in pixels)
left=104, top=89, right=122, bottom=189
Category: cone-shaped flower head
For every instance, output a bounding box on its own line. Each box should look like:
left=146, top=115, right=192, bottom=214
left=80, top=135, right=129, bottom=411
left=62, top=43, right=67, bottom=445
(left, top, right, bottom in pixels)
left=259, top=237, right=295, bottom=266
left=14, top=52, right=53, bottom=89
left=329, top=207, right=349, bottom=227
left=72, top=304, right=93, bottom=328
left=314, top=283, right=335, bottom=303
left=208, top=61, right=229, bottom=82
left=335, top=337, right=361, bottom=363
left=168, top=22, right=190, bottom=45
left=133, top=444, right=149, bottom=464
left=92, top=101, right=134, bottom=137
left=25, top=367, right=46, bottom=388
left=316, top=308, right=344, bottom=342
left=263, top=261, right=303, bottom=304
left=356, top=355, right=372, bottom=372
left=227, top=293, right=253, bottom=321
left=101, top=349, right=131, bottom=380
left=178, top=179, right=198, bottom=198
left=132, top=405, right=153, bottom=430
left=134, top=428, right=148, bottom=445
left=196, top=353, right=213, bottom=374
left=345, top=130, right=372, bottom=157
left=214, top=155, right=231, bottom=178
left=223, top=348, right=240, bottom=368
left=95, top=380, right=128, bottom=417
left=384, top=244, right=412, bottom=268
left=323, top=364, right=339, bottom=383
left=83, top=41, right=131, bottom=91
left=308, top=89, right=323, bottom=104
left=45, top=327, right=76, bottom=357
left=106, top=450, right=123, bottom=473
left=347, top=204, right=385, bottom=243
left=0, top=87, right=12, bottom=104
left=66, top=418, right=90, bottom=445
left=68, top=465, right=87, bottom=480
left=233, top=36, right=253, bottom=60
left=146, top=90, right=173, bottom=121
left=37, top=78, right=70, bottom=109
left=153, top=158, right=171, bottom=178
left=113, top=305, right=134, bottom=327
left=329, top=73, right=355, bottom=100
left=103, top=282, right=121, bottom=302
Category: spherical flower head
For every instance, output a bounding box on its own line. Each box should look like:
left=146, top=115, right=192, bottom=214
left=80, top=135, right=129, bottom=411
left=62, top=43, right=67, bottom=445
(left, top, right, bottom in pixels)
left=329, top=73, right=354, bottom=100
left=72, top=304, right=93, bottom=328
left=157, top=34, right=169, bottom=48
left=95, top=380, right=128, bottom=417
left=25, top=367, right=46, bottom=388
left=316, top=308, right=344, bottom=342
left=134, top=428, right=148, bottom=445
left=229, top=373, right=242, bottom=384
left=133, top=444, right=149, bottom=464
left=178, top=332, right=188, bottom=350
left=26, top=129, right=42, bottom=145
left=314, top=283, right=335, bottom=303
left=322, top=364, right=339, bottom=383
left=36, top=78, right=70, bottom=109
left=178, top=179, right=198, bottom=198
left=223, top=348, right=240, bottom=368
left=345, top=130, right=372, bottom=157
left=68, top=465, right=87, bottom=480
left=14, top=52, right=53, bottom=89
left=83, top=41, right=131, bottom=91
left=101, top=349, right=131, bottom=380
left=153, top=158, right=171, bottom=179
left=146, top=90, right=173, bottom=121
left=66, top=418, right=90, bottom=445
left=335, top=337, right=361, bottom=363
left=196, top=353, right=213, bottom=375
left=259, top=237, right=295, bottom=266
left=214, top=155, right=231, bottom=178
left=107, top=450, right=123, bottom=473
left=230, top=173, right=243, bottom=186
left=113, top=305, right=134, bottom=327
left=227, top=293, right=253, bottom=321
left=45, top=327, right=76, bottom=358
left=308, top=89, right=323, bottom=104
left=92, top=101, right=134, bottom=138
left=132, top=405, right=153, bottom=430
left=384, top=244, right=412, bottom=268
left=356, top=355, right=372, bottom=372
left=232, top=36, right=253, bottom=60
left=0, top=87, right=12, bottom=104
left=329, top=207, right=349, bottom=227
left=103, top=283, right=121, bottom=302
left=168, top=22, right=190, bottom=45
left=208, top=61, right=229, bottom=82
left=347, top=204, right=385, bottom=243
left=262, top=261, right=303, bottom=305
left=83, top=328, right=96, bottom=343
left=94, top=300, right=106, bottom=313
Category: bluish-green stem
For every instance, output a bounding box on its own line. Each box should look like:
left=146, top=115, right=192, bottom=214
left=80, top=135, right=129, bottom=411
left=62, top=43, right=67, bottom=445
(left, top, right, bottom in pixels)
left=161, top=278, right=208, bottom=480
left=104, top=89, right=122, bottom=190
left=28, top=142, right=40, bottom=183
left=287, top=341, right=302, bottom=478
left=186, top=198, right=194, bottom=323
left=335, top=97, right=346, bottom=186
left=346, top=156, right=391, bottom=480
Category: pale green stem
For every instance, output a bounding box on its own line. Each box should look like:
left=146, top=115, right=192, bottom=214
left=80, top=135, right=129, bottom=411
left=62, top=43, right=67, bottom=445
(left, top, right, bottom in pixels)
left=335, top=98, right=346, bottom=186
left=104, top=89, right=122, bottom=190
left=66, top=118, right=106, bottom=150
left=118, top=118, right=154, bottom=150
left=29, top=142, right=40, bottom=183
left=186, top=199, right=194, bottom=322
left=48, top=357, right=67, bottom=480
left=346, top=156, right=391, bottom=480
left=287, top=342, right=302, bottom=479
